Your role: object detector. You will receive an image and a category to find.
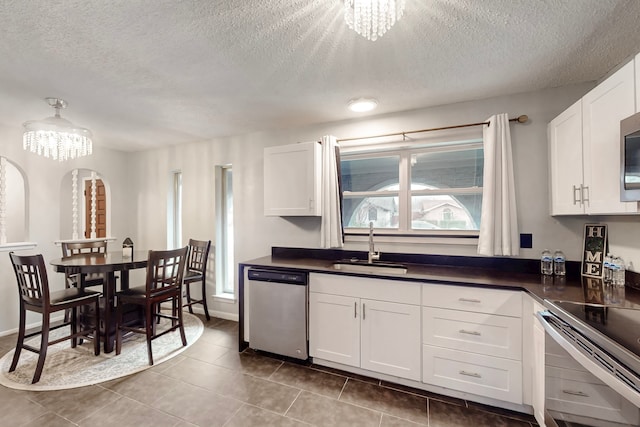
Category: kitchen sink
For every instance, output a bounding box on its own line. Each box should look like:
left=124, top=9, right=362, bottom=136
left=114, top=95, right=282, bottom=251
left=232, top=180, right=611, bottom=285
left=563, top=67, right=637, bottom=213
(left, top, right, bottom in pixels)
left=332, top=260, right=408, bottom=275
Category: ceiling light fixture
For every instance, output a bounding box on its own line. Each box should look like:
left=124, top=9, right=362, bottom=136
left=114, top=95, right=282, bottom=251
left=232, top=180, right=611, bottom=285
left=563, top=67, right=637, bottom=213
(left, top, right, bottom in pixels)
left=348, top=98, right=378, bottom=112
left=344, top=0, right=405, bottom=41
left=23, top=98, right=93, bottom=161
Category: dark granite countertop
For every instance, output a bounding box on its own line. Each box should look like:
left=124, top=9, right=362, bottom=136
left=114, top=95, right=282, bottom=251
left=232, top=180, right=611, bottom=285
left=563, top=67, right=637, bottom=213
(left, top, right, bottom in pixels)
left=240, top=249, right=640, bottom=308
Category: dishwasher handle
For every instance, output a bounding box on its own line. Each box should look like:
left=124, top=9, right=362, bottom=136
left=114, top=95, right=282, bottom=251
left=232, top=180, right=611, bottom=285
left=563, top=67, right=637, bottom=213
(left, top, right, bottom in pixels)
left=247, top=268, right=308, bottom=285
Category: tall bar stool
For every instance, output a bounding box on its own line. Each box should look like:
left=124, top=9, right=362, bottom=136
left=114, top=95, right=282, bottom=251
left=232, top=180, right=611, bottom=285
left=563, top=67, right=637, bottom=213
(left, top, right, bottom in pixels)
left=115, top=246, right=189, bottom=365
left=9, top=252, right=101, bottom=384
left=183, top=239, right=212, bottom=321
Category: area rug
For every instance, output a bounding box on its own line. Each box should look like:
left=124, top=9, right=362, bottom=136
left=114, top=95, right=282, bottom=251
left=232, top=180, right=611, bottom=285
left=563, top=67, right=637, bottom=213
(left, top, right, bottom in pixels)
left=0, top=312, right=203, bottom=391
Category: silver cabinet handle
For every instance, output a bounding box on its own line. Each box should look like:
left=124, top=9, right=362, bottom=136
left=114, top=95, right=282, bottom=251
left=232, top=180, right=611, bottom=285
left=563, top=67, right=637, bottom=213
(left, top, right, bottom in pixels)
left=459, top=329, right=481, bottom=336
left=362, top=303, right=366, bottom=320
left=354, top=302, right=357, bottom=318
left=573, top=185, right=581, bottom=205
left=562, top=389, right=589, bottom=398
left=581, top=185, right=589, bottom=204
left=309, top=199, right=313, bottom=210
left=459, top=370, right=481, bottom=378
left=458, top=298, right=481, bottom=303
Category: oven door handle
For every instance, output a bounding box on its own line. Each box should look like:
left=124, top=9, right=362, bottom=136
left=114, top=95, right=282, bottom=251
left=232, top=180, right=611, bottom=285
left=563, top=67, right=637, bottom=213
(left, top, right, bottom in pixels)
left=536, top=310, right=640, bottom=408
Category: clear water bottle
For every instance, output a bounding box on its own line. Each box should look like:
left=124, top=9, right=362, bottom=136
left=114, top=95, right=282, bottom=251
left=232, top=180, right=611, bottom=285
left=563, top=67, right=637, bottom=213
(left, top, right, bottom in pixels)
left=541, top=249, right=553, bottom=276
left=603, top=253, right=612, bottom=283
left=613, top=256, right=626, bottom=287
left=553, top=250, right=566, bottom=276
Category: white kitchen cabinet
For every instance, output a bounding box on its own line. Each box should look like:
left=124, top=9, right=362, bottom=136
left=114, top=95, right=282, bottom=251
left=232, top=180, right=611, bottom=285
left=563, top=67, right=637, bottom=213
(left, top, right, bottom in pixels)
left=422, top=283, right=523, bottom=405
left=360, top=299, right=421, bottom=379
left=309, top=292, right=360, bottom=367
left=582, top=60, right=637, bottom=214
left=549, top=59, right=639, bottom=215
left=309, top=273, right=421, bottom=381
left=263, top=141, right=322, bottom=216
left=548, top=99, right=584, bottom=215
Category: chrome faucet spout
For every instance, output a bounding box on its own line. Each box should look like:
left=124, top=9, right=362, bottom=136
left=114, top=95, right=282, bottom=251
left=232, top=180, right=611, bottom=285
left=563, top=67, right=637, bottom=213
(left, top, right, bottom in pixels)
left=368, top=221, right=380, bottom=263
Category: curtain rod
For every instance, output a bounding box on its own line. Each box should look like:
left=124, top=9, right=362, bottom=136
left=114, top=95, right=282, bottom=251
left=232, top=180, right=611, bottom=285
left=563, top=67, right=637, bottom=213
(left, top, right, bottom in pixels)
left=336, top=114, right=528, bottom=143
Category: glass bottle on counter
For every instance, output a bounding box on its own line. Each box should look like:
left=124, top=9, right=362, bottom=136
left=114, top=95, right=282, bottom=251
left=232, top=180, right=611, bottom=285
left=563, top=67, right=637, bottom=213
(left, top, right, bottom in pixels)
left=541, top=249, right=553, bottom=276
left=553, top=250, right=566, bottom=276
left=603, top=253, right=612, bottom=284
left=613, top=255, right=626, bottom=287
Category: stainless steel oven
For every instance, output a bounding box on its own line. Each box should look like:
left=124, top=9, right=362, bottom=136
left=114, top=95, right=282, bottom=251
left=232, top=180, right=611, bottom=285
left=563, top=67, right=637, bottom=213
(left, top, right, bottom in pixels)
left=537, top=300, right=640, bottom=426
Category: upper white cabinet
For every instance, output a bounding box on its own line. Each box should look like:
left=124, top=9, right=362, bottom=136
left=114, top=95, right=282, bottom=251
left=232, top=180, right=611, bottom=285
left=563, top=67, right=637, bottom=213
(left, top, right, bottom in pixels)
left=548, top=100, right=584, bottom=215
left=264, top=141, right=322, bottom=216
left=549, top=59, right=639, bottom=215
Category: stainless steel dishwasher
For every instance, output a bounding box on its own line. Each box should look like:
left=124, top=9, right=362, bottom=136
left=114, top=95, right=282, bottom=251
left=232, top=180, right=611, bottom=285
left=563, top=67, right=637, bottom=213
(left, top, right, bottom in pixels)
left=248, top=268, right=308, bottom=360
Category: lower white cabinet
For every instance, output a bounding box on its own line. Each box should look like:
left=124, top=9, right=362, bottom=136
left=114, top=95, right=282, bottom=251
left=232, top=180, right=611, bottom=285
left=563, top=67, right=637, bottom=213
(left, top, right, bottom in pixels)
left=309, top=273, right=421, bottom=381
left=422, top=345, right=522, bottom=403
left=422, top=284, right=524, bottom=405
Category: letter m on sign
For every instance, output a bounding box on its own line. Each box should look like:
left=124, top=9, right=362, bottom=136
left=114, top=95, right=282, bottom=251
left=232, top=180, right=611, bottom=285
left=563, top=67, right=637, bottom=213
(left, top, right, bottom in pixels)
left=581, top=224, right=607, bottom=278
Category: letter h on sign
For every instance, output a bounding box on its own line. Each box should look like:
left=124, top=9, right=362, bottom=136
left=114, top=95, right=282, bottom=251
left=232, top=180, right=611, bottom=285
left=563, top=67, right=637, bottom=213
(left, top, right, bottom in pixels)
left=581, top=224, right=607, bottom=278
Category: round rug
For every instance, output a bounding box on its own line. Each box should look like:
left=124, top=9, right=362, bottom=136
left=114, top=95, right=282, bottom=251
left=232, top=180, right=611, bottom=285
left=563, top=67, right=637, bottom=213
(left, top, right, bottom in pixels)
left=0, top=312, right=203, bottom=391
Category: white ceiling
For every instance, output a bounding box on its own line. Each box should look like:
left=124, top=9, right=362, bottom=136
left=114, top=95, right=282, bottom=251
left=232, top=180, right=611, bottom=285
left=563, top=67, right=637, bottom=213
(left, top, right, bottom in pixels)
left=2, top=0, right=640, bottom=152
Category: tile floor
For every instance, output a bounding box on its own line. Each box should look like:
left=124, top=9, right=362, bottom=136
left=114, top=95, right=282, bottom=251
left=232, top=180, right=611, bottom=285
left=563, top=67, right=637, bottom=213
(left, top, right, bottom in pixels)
left=0, top=315, right=539, bottom=426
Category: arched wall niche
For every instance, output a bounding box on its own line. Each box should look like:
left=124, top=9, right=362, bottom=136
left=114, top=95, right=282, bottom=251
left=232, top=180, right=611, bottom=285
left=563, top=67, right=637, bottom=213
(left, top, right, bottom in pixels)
left=0, top=156, right=28, bottom=245
left=59, top=169, right=112, bottom=240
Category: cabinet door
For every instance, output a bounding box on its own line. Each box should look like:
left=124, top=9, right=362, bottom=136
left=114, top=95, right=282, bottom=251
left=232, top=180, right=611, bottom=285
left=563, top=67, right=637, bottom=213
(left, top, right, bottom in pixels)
left=309, top=292, right=360, bottom=367
left=360, top=299, right=421, bottom=381
left=548, top=99, right=585, bottom=215
left=263, top=141, right=322, bottom=216
left=582, top=60, right=637, bottom=214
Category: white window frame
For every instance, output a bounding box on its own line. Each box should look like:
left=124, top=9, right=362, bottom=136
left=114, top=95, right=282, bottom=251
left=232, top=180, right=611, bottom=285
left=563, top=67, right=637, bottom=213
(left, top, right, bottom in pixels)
left=167, top=171, right=182, bottom=249
left=341, top=140, right=483, bottom=240
left=215, top=164, right=234, bottom=297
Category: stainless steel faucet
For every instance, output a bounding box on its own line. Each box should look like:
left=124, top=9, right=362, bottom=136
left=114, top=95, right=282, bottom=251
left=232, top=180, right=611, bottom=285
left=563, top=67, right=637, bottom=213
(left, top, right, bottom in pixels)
left=368, top=221, right=380, bottom=263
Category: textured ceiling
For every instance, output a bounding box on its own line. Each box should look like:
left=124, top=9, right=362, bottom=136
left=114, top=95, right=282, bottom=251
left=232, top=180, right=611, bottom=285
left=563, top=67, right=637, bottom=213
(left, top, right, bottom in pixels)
left=1, top=0, right=640, bottom=152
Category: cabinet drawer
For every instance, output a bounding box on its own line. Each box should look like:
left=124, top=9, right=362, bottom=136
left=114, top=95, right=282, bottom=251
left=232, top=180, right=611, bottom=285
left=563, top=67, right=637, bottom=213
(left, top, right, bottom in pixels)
left=422, top=307, right=522, bottom=360
left=422, top=283, right=522, bottom=317
left=310, top=273, right=420, bottom=305
left=423, top=345, right=522, bottom=404
left=546, top=366, right=640, bottom=424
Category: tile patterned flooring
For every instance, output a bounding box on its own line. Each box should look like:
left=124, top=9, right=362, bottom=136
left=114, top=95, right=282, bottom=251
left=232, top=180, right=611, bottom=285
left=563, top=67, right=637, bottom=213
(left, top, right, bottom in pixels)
left=0, top=315, right=539, bottom=426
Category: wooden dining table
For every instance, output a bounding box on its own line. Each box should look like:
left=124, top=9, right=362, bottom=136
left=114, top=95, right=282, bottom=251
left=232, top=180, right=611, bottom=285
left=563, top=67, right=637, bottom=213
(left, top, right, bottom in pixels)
left=50, top=250, right=149, bottom=353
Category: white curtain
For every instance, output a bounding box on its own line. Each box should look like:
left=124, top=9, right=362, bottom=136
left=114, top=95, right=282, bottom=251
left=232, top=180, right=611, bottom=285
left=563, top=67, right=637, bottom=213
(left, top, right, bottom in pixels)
left=477, top=114, right=519, bottom=256
left=320, top=135, right=344, bottom=248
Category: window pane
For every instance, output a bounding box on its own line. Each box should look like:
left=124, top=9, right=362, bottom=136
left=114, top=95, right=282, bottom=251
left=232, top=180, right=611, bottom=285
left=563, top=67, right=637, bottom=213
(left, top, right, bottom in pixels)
left=341, top=156, right=399, bottom=192
left=343, top=195, right=398, bottom=229
left=411, top=194, right=482, bottom=230
left=411, top=148, right=483, bottom=189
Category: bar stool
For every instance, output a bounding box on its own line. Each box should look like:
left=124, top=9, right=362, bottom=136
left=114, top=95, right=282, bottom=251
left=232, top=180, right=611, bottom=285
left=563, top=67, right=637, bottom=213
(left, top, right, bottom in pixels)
left=183, top=239, right=212, bottom=321
left=9, top=252, right=101, bottom=384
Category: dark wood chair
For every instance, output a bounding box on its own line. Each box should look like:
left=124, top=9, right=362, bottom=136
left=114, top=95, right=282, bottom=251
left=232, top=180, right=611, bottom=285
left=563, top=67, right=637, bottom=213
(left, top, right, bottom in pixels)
left=115, top=246, right=189, bottom=365
left=183, top=239, right=212, bottom=321
left=9, top=252, right=101, bottom=384
left=61, top=240, right=108, bottom=288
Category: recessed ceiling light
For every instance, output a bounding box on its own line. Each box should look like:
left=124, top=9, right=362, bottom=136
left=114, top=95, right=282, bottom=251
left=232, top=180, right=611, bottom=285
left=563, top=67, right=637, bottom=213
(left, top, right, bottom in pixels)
left=348, top=98, right=378, bottom=113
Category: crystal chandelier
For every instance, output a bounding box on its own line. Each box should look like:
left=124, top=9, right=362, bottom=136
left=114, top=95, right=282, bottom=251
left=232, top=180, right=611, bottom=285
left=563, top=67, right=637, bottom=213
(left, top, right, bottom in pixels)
left=23, top=98, right=93, bottom=161
left=344, top=0, right=405, bottom=41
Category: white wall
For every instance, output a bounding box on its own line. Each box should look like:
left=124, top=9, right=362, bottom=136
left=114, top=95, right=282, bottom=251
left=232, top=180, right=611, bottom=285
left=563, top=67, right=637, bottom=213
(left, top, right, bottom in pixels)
left=0, top=122, right=133, bottom=335
left=131, top=82, right=609, bottom=320
left=4, top=81, right=640, bottom=330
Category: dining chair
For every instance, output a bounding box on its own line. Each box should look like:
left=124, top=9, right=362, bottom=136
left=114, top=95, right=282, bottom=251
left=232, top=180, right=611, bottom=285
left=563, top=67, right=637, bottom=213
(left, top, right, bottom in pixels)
left=115, top=246, right=189, bottom=365
left=61, top=240, right=108, bottom=288
left=9, top=252, right=101, bottom=384
left=60, top=240, right=108, bottom=323
left=183, top=239, right=212, bottom=321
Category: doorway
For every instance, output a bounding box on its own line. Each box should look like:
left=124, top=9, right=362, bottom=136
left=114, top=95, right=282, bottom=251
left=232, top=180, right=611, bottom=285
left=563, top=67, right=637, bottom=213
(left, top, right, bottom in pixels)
left=84, top=179, right=106, bottom=238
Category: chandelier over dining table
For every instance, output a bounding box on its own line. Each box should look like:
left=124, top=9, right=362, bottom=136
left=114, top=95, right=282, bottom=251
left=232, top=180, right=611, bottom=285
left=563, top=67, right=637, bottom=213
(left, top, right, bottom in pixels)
left=344, top=0, right=406, bottom=41
left=23, top=98, right=93, bottom=161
